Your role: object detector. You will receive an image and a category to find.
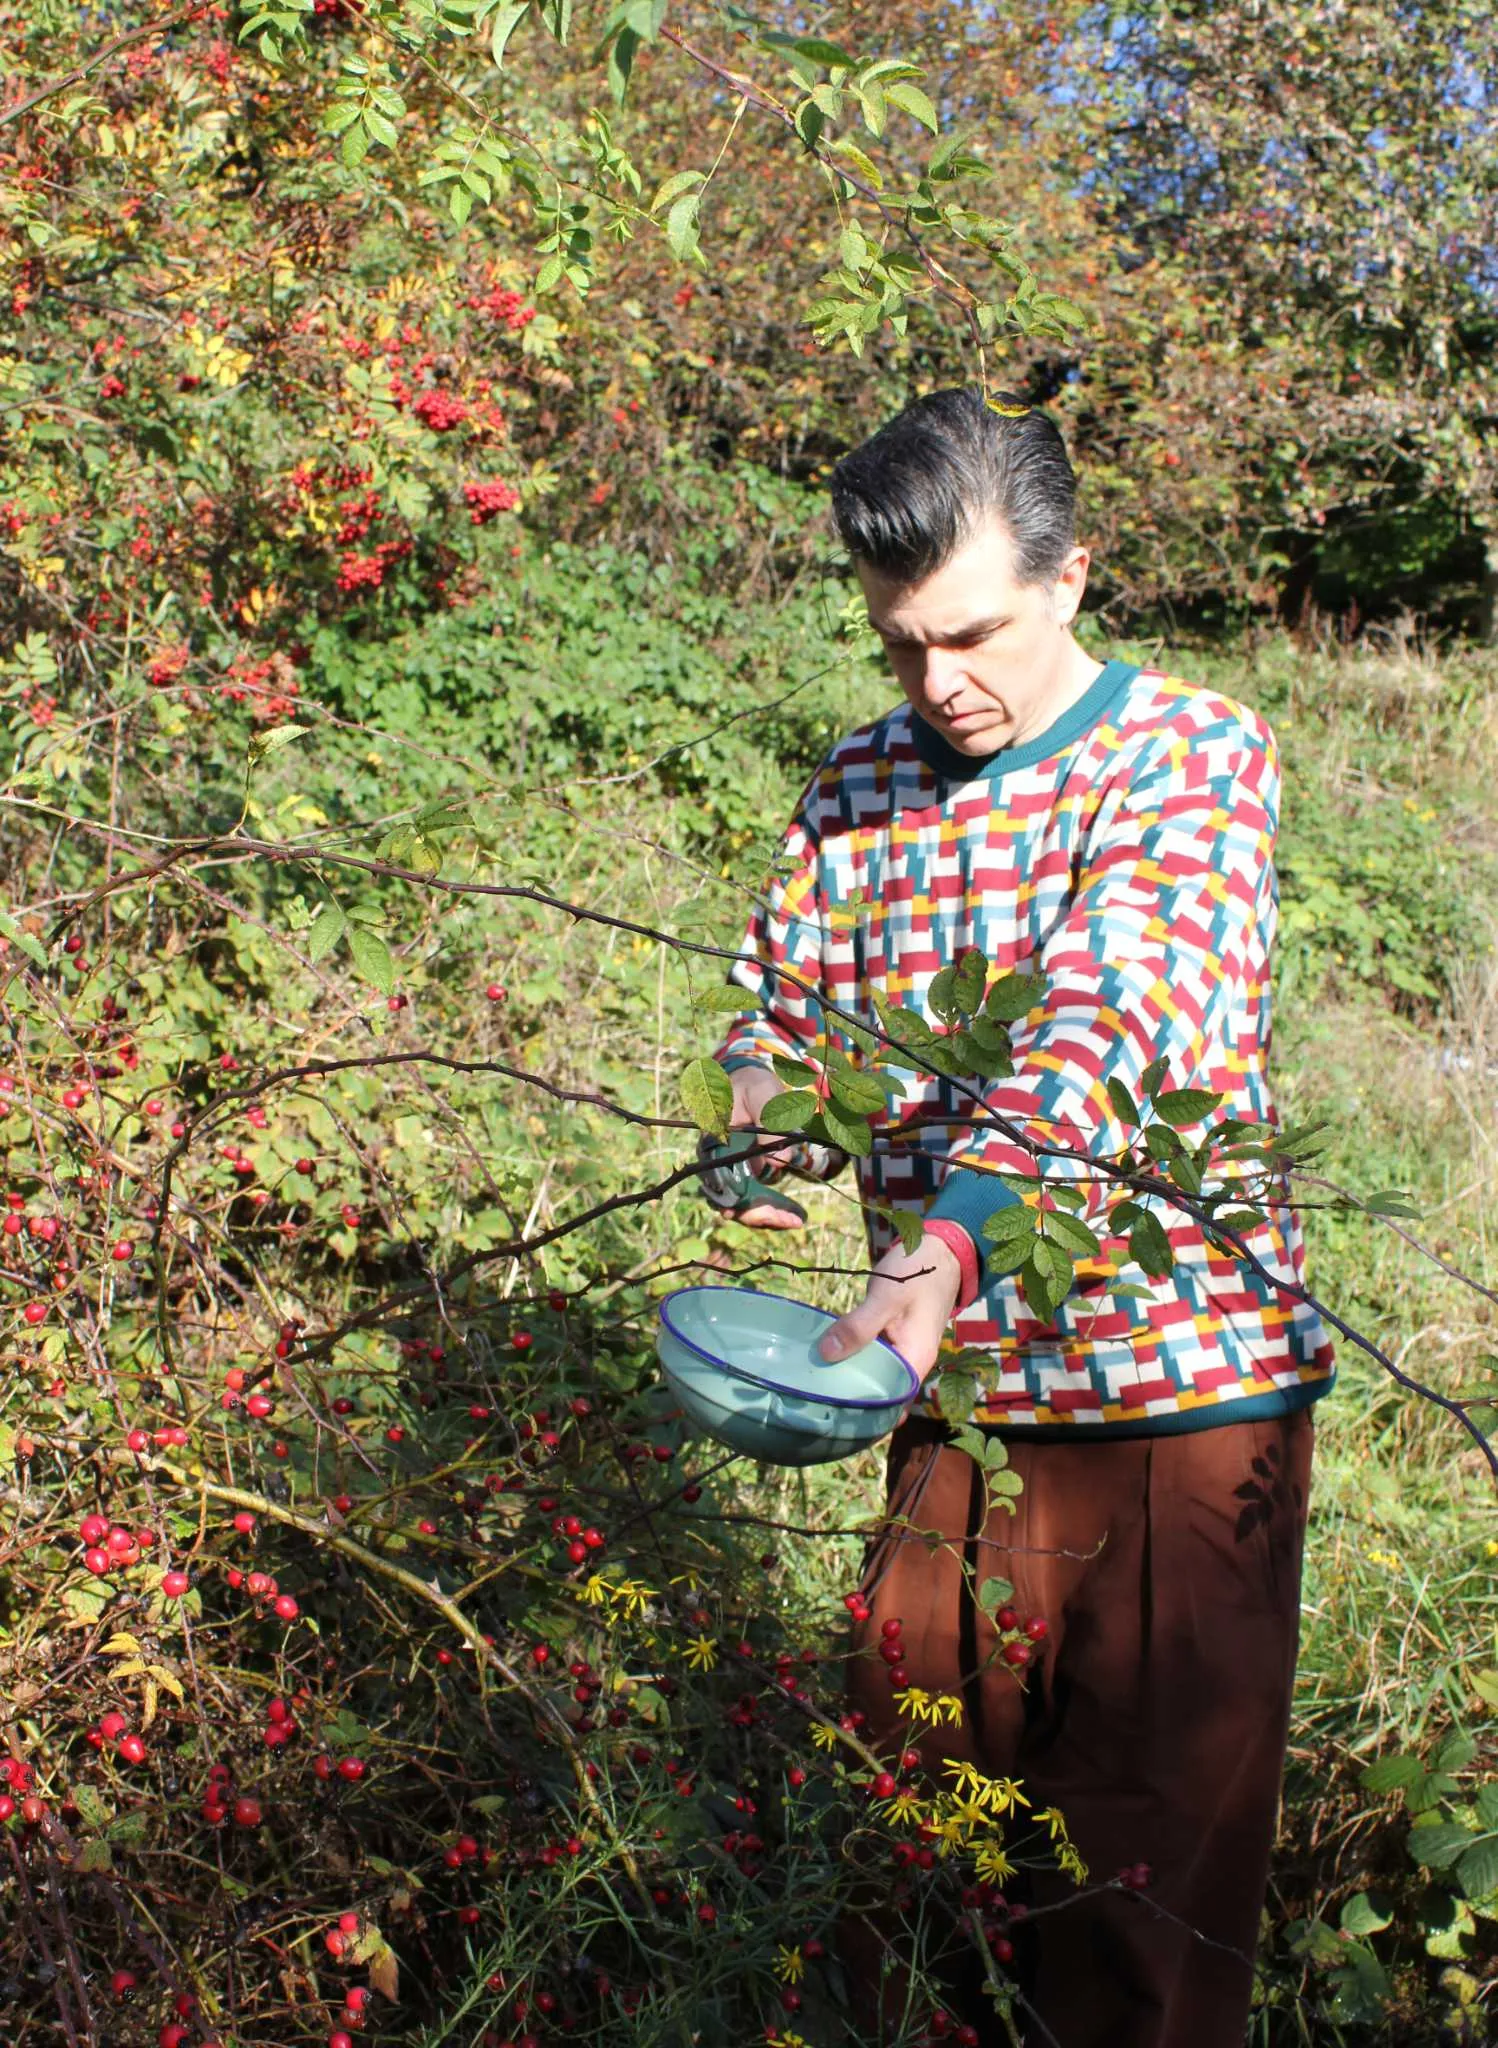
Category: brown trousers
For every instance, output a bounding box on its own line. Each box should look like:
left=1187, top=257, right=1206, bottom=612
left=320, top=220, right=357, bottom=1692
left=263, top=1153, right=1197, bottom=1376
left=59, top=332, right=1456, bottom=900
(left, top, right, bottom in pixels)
left=839, top=1408, right=1314, bottom=2048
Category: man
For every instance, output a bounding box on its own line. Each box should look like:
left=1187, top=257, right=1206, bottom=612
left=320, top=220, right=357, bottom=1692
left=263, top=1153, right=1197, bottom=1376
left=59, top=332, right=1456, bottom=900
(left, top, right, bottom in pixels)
left=705, top=386, right=1336, bottom=2046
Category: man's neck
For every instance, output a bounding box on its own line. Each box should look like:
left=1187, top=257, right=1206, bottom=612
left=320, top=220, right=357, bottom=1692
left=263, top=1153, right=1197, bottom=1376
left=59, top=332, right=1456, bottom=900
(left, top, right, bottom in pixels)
left=1008, top=640, right=1107, bottom=750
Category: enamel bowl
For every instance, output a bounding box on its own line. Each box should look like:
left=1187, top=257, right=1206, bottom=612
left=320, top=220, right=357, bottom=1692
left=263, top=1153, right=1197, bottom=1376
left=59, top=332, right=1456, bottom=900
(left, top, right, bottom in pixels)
left=656, top=1285, right=918, bottom=1467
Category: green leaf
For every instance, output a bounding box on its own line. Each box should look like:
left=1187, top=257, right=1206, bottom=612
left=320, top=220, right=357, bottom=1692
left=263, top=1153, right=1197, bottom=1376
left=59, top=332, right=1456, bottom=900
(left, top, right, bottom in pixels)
left=1167, top=1150, right=1203, bottom=1196
left=348, top=926, right=395, bottom=996
left=666, top=192, right=702, bottom=262
left=758, top=1089, right=816, bottom=1134
left=362, top=106, right=399, bottom=150
left=449, top=183, right=474, bottom=227
left=827, top=1066, right=886, bottom=1117
left=1019, top=1238, right=1074, bottom=1319
left=1042, top=1211, right=1101, bottom=1259
left=951, top=948, right=988, bottom=1015
left=976, top=1575, right=1014, bottom=1612
left=1407, top=1821, right=1473, bottom=1871
left=341, top=121, right=371, bottom=170
left=304, top=901, right=348, bottom=964
left=695, top=985, right=757, bottom=1014
left=1340, top=1891, right=1394, bottom=1938
left=813, top=1096, right=872, bottom=1158
left=829, top=136, right=882, bottom=190
left=1153, top=1088, right=1223, bottom=1129
left=949, top=1028, right=1011, bottom=1080
left=1361, top=1753, right=1426, bottom=1795
left=886, top=80, right=938, bottom=132
left=247, top=721, right=309, bottom=766
left=1364, top=1190, right=1421, bottom=1219
left=491, top=0, right=529, bottom=63
left=927, top=963, right=962, bottom=1025
left=606, top=23, right=639, bottom=105
left=1139, top=1056, right=1169, bottom=1101
left=772, top=1055, right=817, bottom=1089
left=680, top=1057, right=733, bottom=1138
left=935, top=1368, right=978, bottom=1426
left=1142, top=1122, right=1182, bottom=1162
left=882, top=1205, right=925, bottom=1255
left=770, top=34, right=856, bottom=69
left=1438, top=1733, right=1477, bottom=1773
left=1128, top=1212, right=1175, bottom=1279
left=535, top=252, right=566, bottom=294
left=1106, top=1077, right=1140, bottom=1129
left=985, top=972, right=1044, bottom=1022
left=1470, top=1668, right=1498, bottom=1710
left=537, top=0, right=571, bottom=40
left=1456, top=1836, right=1498, bottom=1902
left=0, top=910, right=47, bottom=969
left=982, top=1203, right=1037, bottom=1246
left=986, top=1467, right=1024, bottom=1496
left=650, top=167, right=705, bottom=213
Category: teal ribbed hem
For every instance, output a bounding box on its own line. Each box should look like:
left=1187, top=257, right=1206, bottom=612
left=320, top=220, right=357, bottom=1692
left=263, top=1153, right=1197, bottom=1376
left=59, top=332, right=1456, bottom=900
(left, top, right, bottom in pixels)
left=924, top=1374, right=1335, bottom=1444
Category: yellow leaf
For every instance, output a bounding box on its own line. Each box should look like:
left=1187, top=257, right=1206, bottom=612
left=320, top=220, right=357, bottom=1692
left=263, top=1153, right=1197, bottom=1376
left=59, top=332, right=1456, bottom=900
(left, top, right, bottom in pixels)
left=142, top=1678, right=158, bottom=1729
left=101, top=1634, right=142, bottom=1656
left=110, top=1660, right=148, bottom=1680
left=147, top=1665, right=185, bottom=1701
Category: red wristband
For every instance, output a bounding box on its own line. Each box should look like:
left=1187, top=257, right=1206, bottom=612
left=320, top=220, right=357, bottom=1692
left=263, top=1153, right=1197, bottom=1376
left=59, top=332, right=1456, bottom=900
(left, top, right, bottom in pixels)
left=921, top=1219, right=981, bottom=1314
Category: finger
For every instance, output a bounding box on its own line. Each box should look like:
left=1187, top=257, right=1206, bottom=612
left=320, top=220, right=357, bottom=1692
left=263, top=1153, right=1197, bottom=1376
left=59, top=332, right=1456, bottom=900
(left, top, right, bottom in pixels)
left=818, top=1297, right=889, bottom=1362
left=734, top=1203, right=804, bottom=1231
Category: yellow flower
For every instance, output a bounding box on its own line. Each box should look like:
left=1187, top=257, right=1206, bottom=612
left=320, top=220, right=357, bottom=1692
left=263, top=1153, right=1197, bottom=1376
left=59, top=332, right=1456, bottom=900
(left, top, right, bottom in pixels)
left=941, top=1761, right=1030, bottom=1816
left=947, top=1794, right=992, bottom=1836
left=1058, top=1842, right=1090, bottom=1883
left=811, top=1722, right=839, bottom=1751
left=926, top=1812, right=968, bottom=1855
left=1033, top=1805, right=1070, bottom=1842
left=973, top=1841, right=1017, bottom=1884
left=579, top=1573, right=610, bottom=1606
left=775, top=1945, right=805, bottom=1985
left=888, top=1788, right=926, bottom=1823
left=683, top=1637, right=718, bottom=1672
left=610, top=1578, right=656, bottom=1618
left=936, top=1693, right=965, bottom=1726
left=1366, top=1548, right=1401, bottom=1571
left=897, top=1686, right=935, bottom=1724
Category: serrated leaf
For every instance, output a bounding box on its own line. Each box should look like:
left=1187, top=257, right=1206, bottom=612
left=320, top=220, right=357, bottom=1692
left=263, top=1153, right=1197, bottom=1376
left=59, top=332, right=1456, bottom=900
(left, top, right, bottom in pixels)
left=927, top=963, right=962, bottom=1024
left=1364, top=1190, right=1421, bottom=1218
left=305, top=901, right=347, bottom=964
left=1153, top=1088, right=1223, bottom=1129
left=779, top=35, right=856, bottom=68
left=951, top=949, right=987, bottom=1015
left=1139, top=1056, right=1169, bottom=1100
left=1019, top=1237, right=1074, bottom=1319
left=813, top=1096, right=871, bottom=1158
left=1407, top=1821, right=1472, bottom=1870
left=1042, top=1211, right=1101, bottom=1259
left=826, top=1067, right=886, bottom=1117
left=606, top=21, right=638, bottom=104
left=101, top=1633, right=142, bottom=1656
left=650, top=167, right=705, bottom=213
left=247, top=721, right=309, bottom=765
left=341, top=122, right=371, bottom=170
left=1361, top=1752, right=1426, bottom=1794
left=886, top=80, right=938, bottom=132
left=363, top=106, right=399, bottom=150
left=75, top=1839, right=113, bottom=1871
left=1475, top=1668, right=1498, bottom=1710
left=885, top=1205, right=925, bottom=1255
left=1105, top=1077, right=1140, bottom=1129
left=982, top=1202, right=1037, bottom=1246
left=1128, top=1212, right=1175, bottom=1278
left=0, top=910, right=47, bottom=968
left=666, top=192, right=702, bottom=261
left=758, top=1089, right=816, bottom=1134
left=680, top=1057, right=732, bottom=1138
left=1142, top=1122, right=1183, bottom=1161
left=1458, top=1836, right=1498, bottom=1901
left=348, top=925, right=394, bottom=995
left=985, top=972, right=1044, bottom=1022
left=1439, top=1733, right=1477, bottom=1772
left=935, top=1369, right=978, bottom=1426
left=772, top=1054, right=817, bottom=1089
left=491, top=0, right=529, bottom=63
left=1340, top=1890, right=1394, bottom=1938
left=976, top=1575, right=1014, bottom=1611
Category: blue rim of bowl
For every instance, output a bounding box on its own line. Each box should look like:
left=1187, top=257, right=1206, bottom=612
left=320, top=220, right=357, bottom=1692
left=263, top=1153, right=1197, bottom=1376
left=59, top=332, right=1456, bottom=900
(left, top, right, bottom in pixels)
left=658, top=1284, right=919, bottom=1409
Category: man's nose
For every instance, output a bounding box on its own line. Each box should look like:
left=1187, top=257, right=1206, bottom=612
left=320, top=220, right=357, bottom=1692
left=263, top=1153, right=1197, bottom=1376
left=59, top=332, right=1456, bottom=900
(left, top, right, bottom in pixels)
left=921, top=649, right=968, bottom=705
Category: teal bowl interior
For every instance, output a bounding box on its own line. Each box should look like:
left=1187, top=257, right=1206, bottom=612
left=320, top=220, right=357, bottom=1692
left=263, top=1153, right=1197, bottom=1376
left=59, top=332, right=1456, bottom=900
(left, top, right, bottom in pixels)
left=655, top=1286, right=918, bottom=1468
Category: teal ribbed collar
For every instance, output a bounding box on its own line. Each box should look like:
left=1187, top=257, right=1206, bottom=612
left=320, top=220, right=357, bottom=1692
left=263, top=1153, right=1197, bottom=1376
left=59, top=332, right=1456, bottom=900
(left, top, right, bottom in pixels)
left=907, top=658, right=1142, bottom=781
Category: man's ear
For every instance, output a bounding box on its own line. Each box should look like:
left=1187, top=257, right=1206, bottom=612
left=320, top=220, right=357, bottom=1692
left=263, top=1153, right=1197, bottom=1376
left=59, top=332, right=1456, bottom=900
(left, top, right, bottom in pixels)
left=1052, top=546, right=1090, bottom=629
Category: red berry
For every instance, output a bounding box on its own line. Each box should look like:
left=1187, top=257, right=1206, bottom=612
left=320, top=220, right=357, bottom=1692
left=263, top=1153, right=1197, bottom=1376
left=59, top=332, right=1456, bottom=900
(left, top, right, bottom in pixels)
left=161, top=1570, right=189, bottom=1598
left=880, top=1618, right=903, bottom=1640
left=112, top=1240, right=133, bottom=1261
left=1001, top=1640, right=1030, bottom=1668
left=233, top=1511, right=256, bottom=1534
left=344, top=1988, right=369, bottom=2014
left=512, top=1330, right=533, bottom=1351
left=100, top=1710, right=128, bottom=1740
left=23, top=1300, right=48, bottom=1325
left=272, top=1594, right=299, bottom=1621
left=681, top=1484, right=702, bottom=1503
left=296, top=1157, right=314, bottom=1174
left=117, top=1732, right=148, bottom=1765
left=887, top=1666, right=908, bottom=1689
left=1024, top=1615, right=1049, bottom=1641
left=266, top=1698, right=291, bottom=1725
left=84, top=1546, right=110, bottom=1575
left=110, top=1969, right=138, bottom=1996
left=329, top=2034, right=355, bottom=2048
left=337, top=1756, right=366, bottom=1783
left=873, top=1772, right=896, bottom=1799
left=485, top=984, right=506, bottom=1002
left=996, top=1606, right=1019, bottom=1632
left=325, top=1930, right=347, bottom=1959
left=233, top=1796, right=262, bottom=1827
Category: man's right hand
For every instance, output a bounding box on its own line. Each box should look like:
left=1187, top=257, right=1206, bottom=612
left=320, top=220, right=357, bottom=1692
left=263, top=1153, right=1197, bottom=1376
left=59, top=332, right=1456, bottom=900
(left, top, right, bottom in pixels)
left=728, top=1066, right=803, bottom=1231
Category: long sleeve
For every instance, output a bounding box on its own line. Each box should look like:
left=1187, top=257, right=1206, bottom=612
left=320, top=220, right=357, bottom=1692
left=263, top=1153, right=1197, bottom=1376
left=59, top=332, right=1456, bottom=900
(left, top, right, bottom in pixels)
left=926, top=716, right=1280, bottom=1246
left=712, top=777, right=831, bottom=1074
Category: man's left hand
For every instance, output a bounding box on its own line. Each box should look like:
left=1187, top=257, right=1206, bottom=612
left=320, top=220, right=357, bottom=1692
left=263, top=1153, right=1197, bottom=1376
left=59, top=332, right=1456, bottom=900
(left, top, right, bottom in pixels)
left=816, top=1231, right=963, bottom=1384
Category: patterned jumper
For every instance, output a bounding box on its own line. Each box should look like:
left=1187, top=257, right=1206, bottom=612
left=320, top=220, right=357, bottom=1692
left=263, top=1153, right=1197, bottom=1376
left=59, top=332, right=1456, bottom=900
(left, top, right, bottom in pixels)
left=713, top=657, right=1336, bottom=1436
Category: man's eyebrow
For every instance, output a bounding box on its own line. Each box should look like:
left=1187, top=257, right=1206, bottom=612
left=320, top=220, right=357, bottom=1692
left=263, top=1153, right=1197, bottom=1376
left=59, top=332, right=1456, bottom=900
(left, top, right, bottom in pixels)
left=867, top=612, right=1011, bottom=642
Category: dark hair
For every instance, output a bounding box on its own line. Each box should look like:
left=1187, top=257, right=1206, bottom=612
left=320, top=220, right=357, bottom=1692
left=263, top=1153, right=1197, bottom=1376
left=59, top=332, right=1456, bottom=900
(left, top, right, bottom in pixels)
left=828, top=384, right=1077, bottom=587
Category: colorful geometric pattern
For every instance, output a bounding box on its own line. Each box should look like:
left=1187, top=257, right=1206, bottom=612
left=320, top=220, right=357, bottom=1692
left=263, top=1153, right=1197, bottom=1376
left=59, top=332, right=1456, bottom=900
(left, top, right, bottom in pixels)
left=713, top=660, right=1337, bottom=1434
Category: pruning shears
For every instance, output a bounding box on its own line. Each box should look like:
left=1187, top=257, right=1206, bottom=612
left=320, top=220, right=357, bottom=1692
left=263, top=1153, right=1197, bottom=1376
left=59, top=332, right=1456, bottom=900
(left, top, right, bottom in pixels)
left=695, top=1129, right=848, bottom=1223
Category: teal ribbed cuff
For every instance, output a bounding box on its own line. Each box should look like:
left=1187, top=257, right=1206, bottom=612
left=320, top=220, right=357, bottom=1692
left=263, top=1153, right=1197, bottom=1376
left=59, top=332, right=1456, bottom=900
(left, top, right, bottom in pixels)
left=927, top=1165, right=1023, bottom=1247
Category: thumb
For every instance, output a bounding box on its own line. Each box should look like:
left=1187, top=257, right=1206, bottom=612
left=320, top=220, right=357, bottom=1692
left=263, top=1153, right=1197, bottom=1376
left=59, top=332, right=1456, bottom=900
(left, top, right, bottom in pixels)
left=818, top=1306, right=883, bottom=1364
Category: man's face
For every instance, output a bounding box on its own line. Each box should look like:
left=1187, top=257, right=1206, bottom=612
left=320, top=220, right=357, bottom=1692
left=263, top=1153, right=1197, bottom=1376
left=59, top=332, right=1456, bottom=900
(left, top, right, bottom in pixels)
left=854, top=515, right=1091, bottom=756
